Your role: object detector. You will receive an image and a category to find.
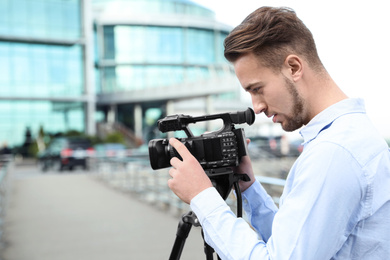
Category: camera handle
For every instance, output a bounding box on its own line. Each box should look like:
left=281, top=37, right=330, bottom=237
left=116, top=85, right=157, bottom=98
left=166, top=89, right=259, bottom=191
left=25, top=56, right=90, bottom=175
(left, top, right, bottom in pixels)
left=169, top=170, right=250, bottom=260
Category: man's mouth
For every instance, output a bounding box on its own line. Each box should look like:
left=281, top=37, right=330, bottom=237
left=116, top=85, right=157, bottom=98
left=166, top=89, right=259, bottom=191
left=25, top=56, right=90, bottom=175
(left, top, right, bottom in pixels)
left=267, top=113, right=277, bottom=123
left=272, top=114, right=277, bottom=123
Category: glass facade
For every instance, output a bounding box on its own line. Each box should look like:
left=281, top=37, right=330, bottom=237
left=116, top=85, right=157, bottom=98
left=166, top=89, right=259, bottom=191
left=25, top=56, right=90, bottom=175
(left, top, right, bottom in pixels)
left=0, top=0, right=81, bottom=39
left=93, top=0, right=214, bottom=18
left=98, top=21, right=229, bottom=94
left=0, top=0, right=235, bottom=148
left=0, top=101, right=85, bottom=145
left=104, top=26, right=220, bottom=63
left=0, top=0, right=85, bottom=148
left=0, top=42, right=84, bottom=98
left=93, top=0, right=236, bottom=142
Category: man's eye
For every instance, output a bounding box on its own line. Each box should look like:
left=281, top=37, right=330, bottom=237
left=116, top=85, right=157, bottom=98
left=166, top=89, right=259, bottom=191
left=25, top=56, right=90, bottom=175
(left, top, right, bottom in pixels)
left=251, top=87, right=262, bottom=94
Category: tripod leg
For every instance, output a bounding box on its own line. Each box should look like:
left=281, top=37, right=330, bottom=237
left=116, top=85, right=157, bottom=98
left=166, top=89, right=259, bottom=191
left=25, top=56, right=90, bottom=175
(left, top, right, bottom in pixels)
left=169, top=216, right=193, bottom=260
left=168, top=173, right=248, bottom=259
left=204, top=242, right=215, bottom=260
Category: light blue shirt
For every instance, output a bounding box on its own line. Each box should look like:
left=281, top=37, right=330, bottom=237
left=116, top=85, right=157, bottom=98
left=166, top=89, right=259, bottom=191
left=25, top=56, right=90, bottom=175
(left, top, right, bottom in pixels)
left=190, top=98, right=390, bottom=259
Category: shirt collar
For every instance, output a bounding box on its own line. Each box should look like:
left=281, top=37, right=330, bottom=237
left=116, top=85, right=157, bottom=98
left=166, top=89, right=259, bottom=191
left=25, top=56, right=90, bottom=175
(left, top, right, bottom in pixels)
left=299, top=98, right=366, bottom=145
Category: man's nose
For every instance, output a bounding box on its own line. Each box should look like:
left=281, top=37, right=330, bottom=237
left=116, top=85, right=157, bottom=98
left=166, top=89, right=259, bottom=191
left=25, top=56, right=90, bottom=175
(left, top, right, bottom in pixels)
left=252, top=97, right=266, bottom=114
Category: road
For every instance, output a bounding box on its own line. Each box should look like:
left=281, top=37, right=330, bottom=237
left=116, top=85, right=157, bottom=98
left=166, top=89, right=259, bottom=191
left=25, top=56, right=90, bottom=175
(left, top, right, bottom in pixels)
left=1, top=163, right=206, bottom=260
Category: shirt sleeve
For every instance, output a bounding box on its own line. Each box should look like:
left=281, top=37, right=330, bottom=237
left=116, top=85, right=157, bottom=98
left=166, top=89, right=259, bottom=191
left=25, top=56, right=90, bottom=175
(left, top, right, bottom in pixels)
left=241, top=180, right=278, bottom=242
left=190, top=142, right=364, bottom=259
left=190, top=187, right=269, bottom=259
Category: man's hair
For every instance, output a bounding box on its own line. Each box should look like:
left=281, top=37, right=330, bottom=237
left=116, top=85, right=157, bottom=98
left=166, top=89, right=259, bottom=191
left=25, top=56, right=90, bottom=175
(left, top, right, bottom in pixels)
left=224, top=7, right=324, bottom=72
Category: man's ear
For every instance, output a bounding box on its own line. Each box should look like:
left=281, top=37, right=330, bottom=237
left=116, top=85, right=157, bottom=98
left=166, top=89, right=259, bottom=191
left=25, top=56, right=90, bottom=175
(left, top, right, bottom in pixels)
left=284, top=55, right=303, bottom=81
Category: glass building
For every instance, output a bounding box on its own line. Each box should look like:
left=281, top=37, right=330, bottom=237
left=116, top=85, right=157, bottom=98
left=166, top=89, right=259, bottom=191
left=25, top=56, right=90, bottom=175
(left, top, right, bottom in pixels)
left=0, top=0, right=95, bottom=148
left=0, top=0, right=245, bottom=149
left=93, top=0, right=241, bottom=142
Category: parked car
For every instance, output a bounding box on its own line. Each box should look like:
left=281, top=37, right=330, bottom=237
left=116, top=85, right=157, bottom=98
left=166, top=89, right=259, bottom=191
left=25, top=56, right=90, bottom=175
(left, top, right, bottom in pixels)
left=38, top=137, right=94, bottom=172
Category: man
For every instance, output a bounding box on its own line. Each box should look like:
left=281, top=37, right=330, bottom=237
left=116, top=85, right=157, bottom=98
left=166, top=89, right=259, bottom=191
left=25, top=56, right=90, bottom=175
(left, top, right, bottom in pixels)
left=168, top=7, right=390, bottom=259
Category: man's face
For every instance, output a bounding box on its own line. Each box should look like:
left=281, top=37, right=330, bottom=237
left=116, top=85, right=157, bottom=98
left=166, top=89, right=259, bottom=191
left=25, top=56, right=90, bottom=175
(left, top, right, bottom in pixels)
left=233, top=53, right=308, bottom=132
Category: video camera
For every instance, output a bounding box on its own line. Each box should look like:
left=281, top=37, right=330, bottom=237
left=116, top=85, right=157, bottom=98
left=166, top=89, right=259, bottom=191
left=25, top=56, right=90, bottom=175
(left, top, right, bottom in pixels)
left=148, top=108, right=255, bottom=174
left=149, top=108, right=255, bottom=259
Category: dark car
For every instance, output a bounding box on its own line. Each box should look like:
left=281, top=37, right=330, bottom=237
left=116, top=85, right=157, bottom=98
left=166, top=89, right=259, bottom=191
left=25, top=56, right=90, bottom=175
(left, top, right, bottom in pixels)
left=38, top=137, right=94, bottom=172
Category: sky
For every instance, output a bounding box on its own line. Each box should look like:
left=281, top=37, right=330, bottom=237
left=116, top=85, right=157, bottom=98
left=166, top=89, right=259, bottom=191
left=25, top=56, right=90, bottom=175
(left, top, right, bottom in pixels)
left=193, top=0, right=390, bottom=138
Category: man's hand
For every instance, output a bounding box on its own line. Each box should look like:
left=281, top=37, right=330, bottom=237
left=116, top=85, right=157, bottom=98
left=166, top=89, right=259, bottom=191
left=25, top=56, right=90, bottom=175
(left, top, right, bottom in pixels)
left=234, top=139, right=256, bottom=192
left=168, top=138, right=213, bottom=204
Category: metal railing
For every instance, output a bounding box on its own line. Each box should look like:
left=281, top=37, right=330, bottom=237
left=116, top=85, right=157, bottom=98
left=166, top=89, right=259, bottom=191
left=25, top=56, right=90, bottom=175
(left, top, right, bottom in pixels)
left=0, top=154, right=13, bottom=243
left=91, top=156, right=190, bottom=216
left=91, top=155, right=291, bottom=217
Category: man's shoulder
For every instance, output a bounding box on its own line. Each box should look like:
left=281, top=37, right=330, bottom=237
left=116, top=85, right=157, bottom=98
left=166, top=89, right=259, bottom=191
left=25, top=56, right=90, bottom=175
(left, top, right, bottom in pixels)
left=312, top=113, right=388, bottom=165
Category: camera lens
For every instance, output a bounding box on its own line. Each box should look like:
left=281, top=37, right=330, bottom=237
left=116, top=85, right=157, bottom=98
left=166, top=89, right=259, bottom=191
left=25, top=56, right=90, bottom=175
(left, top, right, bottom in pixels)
left=148, top=139, right=171, bottom=170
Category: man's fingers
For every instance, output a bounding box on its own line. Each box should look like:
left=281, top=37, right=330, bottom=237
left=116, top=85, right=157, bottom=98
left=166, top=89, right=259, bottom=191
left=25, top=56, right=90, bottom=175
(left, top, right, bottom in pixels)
left=170, top=157, right=182, bottom=168
left=169, top=138, right=192, bottom=160
left=169, top=167, right=176, bottom=178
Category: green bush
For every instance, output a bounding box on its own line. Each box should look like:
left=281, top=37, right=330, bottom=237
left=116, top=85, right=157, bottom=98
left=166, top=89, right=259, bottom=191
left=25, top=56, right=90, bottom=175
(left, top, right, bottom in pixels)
left=104, top=131, right=126, bottom=144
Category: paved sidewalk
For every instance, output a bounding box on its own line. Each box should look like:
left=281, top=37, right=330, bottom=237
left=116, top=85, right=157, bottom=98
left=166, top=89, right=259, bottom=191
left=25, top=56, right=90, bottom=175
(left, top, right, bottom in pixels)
left=1, top=166, right=205, bottom=260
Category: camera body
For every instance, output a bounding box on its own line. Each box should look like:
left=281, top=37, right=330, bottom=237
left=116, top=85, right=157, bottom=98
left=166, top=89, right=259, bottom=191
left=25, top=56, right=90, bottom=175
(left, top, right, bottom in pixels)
left=148, top=108, right=255, bottom=172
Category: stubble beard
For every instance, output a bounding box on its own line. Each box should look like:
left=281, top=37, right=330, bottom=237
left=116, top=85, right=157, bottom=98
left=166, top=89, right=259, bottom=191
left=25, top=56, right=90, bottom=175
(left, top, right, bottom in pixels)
left=280, top=76, right=306, bottom=132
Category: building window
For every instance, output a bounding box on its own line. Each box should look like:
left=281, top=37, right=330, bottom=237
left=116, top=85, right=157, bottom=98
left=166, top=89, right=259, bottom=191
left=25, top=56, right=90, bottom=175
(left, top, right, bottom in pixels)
left=0, top=101, right=84, bottom=146
left=0, top=0, right=81, bottom=40
left=0, top=42, right=84, bottom=97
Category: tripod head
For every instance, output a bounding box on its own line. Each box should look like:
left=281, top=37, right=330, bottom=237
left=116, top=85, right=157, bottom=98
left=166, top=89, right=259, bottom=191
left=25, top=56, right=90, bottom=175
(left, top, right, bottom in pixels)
left=206, top=168, right=250, bottom=200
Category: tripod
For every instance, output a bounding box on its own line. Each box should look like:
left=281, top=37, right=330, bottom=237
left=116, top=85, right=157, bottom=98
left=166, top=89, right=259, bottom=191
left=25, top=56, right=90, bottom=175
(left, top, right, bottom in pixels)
left=168, top=168, right=250, bottom=260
